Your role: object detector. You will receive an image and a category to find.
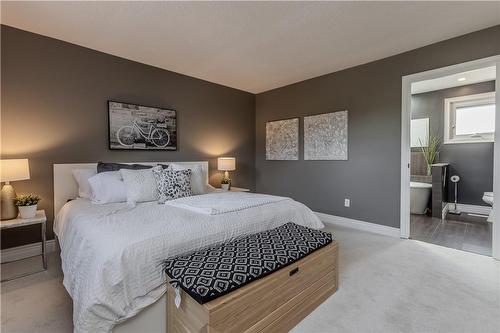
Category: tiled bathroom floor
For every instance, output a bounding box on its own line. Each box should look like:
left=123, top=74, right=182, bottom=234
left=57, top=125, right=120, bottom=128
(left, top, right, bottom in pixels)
left=410, top=213, right=492, bottom=256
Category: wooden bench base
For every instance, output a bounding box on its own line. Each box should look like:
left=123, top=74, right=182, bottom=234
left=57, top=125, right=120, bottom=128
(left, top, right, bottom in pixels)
left=167, top=240, right=338, bottom=333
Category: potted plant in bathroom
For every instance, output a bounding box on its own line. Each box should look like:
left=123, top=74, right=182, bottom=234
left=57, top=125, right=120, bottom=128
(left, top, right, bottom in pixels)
left=14, top=194, right=40, bottom=219
left=419, top=132, right=441, bottom=176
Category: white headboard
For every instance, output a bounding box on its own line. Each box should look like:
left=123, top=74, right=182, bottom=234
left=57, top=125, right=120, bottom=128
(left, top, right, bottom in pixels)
left=53, top=161, right=209, bottom=217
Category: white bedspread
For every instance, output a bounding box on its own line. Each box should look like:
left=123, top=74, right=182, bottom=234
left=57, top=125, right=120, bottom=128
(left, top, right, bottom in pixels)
left=164, top=192, right=289, bottom=215
left=54, top=192, right=323, bottom=333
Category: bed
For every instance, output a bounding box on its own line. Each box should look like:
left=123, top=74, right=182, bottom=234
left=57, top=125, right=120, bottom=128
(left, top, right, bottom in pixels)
left=53, top=162, right=324, bottom=333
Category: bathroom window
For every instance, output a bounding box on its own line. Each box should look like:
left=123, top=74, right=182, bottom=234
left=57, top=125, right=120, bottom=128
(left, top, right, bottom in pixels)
left=444, top=92, right=496, bottom=144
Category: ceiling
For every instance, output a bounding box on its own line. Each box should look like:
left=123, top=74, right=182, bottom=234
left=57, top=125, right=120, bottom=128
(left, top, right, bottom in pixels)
left=2, top=1, right=499, bottom=93
left=411, top=66, right=497, bottom=94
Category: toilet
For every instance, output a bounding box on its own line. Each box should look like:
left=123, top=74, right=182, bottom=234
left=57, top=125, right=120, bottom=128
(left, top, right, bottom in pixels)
left=482, top=192, right=494, bottom=222
left=410, top=182, right=432, bottom=214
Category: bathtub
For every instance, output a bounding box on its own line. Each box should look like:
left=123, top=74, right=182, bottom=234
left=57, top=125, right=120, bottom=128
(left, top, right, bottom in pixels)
left=410, top=181, right=432, bottom=214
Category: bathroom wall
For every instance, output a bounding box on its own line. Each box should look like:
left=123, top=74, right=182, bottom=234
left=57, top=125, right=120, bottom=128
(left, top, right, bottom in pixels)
left=411, top=81, right=495, bottom=206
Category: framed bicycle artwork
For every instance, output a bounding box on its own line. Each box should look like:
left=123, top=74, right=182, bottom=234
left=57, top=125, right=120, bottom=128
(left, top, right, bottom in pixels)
left=108, top=101, right=177, bottom=150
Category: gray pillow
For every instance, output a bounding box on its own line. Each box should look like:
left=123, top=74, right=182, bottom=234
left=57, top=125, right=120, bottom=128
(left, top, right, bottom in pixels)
left=97, top=162, right=168, bottom=173
left=152, top=167, right=192, bottom=203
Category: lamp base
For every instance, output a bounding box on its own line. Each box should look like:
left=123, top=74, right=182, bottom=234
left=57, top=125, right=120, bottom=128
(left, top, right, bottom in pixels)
left=1, top=184, right=18, bottom=220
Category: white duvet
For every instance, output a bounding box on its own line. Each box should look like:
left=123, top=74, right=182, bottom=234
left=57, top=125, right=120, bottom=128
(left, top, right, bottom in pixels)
left=54, top=192, right=323, bottom=333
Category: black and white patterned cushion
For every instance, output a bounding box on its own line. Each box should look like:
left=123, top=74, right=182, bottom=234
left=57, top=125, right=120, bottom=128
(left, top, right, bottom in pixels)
left=152, top=167, right=192, bottom=203
left=164, top=222, right=333, bottom=304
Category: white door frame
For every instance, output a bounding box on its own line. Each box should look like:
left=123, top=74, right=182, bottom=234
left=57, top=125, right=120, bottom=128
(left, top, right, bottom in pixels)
left=400, top=55, right=500, bottom=260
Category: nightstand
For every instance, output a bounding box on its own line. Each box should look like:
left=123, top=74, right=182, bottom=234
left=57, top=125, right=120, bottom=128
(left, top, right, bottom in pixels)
left=214, top=186, right=250, bottom=193
left=229, top=187, right=250, bottom=192
left=1, top=210, right=47, bottom=282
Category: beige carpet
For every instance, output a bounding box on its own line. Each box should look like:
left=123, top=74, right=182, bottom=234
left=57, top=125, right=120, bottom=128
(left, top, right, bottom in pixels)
left=1, top=224, right=499, bottom=333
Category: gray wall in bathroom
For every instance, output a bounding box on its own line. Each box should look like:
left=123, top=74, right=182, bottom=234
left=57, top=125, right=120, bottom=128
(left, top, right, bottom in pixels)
left=411, top=81, right=495, bottom=206
left=255, top=25, right=500, bottom=229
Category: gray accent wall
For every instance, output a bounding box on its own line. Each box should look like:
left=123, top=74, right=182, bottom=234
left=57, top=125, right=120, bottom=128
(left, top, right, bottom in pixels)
left=411, top=81, right=495, bottom=206
left=255, top=25, right=500, bottom=228
left=1, top=25, right=255, bottom=248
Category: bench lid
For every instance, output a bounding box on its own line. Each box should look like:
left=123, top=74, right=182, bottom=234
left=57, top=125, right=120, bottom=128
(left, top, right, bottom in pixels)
left=164, top=222, right=333, bottom=304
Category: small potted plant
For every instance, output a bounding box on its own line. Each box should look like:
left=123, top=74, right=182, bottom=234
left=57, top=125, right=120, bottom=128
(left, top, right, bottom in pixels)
left=221, top=177, right=231, bottom=191
left=419, top=132, right=441, bottom=176
left=14, top=194, right=40, bottom=219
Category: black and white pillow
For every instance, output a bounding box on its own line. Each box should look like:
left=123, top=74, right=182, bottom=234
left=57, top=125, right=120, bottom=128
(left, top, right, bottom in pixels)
left=152, top=166, right=192, bottom=203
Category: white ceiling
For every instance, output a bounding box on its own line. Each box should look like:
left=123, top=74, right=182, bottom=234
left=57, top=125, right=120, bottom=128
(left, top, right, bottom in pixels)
left=411, top=66, right=497, bottom=94
left=2, top=1, right=499, bottom=93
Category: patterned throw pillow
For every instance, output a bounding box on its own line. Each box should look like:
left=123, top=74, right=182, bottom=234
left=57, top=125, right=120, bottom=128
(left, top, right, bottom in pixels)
left=169, top=163, right=208, bottom=195
left=152, top=166, right=193, bottom=203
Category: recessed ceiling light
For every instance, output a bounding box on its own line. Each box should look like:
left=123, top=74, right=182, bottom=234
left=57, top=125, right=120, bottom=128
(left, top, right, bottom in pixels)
left=457, top=77, right=466, bottom=82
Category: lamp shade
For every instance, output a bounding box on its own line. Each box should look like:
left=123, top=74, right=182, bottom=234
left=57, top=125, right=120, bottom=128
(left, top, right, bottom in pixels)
left=217, top=157, right=236, bottom=171
left=1, top=159, right=30, bottom=182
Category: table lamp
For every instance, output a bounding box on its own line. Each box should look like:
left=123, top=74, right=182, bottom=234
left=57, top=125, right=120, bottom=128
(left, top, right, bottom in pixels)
left=217, top=157, right=235, bottom=190
left=1, top=159, right=30, bottom=220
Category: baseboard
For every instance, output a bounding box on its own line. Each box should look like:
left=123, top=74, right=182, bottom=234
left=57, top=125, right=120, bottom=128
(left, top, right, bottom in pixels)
left=1, top=239, right=57, bottom=263
left=444, top=203, right=492, bottom=216
left=315, top=212, right=400, bottom=238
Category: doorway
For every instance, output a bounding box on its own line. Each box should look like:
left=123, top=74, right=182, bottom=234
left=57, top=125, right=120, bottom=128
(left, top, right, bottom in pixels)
left=400, top=55, right=500, bottom=259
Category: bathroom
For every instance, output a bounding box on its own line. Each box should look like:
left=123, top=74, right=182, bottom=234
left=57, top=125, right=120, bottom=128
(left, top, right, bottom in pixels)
left=409, top=66, right=495, bottom=256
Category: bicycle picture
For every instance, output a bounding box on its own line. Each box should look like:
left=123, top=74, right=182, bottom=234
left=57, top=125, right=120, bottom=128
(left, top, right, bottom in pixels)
left=108, top=101, right=177, bottom=150
left=116, top=117, right=170, bottom=148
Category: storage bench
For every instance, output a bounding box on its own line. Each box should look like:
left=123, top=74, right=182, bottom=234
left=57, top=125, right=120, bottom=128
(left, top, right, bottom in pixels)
left=164, top=222, right=338, bottom=333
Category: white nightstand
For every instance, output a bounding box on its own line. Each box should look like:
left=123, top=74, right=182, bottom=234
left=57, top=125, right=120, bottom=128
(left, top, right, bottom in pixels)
left=215, top=187, right=250, bottom=192
left=1, top=210, right=47, bottom=282
left=229, top=187, right=250, bottom=192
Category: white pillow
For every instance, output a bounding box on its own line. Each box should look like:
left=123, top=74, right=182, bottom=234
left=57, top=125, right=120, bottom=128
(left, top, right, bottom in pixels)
left=169, top=163, right=208, bottom=195
left=120, top=168, right=158, bottom=204
left=88, top=171, right=127, bottom=204
left=72, top=169, right=97, bottom=199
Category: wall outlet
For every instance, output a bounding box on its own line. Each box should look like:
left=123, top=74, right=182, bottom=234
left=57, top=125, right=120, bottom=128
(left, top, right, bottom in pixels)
left=344, top=198, right=350, bottom=207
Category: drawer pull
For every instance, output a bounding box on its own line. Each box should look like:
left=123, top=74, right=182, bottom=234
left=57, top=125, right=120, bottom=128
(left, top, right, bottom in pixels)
left=289, top=267, right=299, bottom=276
